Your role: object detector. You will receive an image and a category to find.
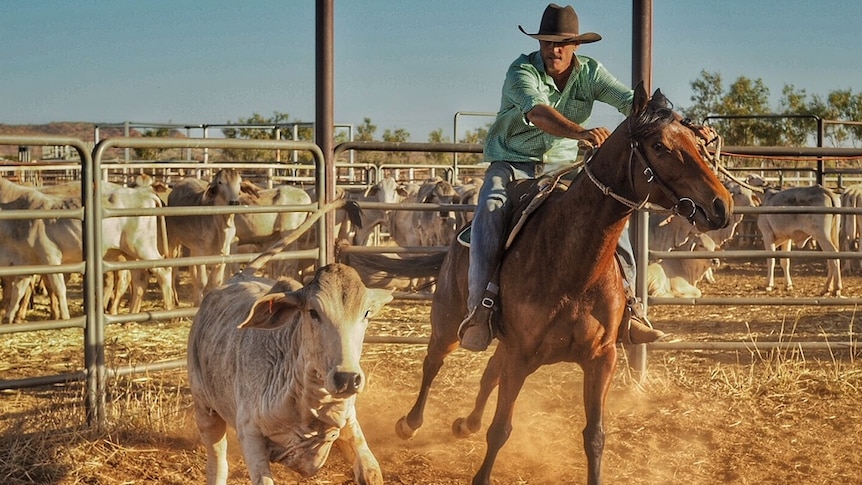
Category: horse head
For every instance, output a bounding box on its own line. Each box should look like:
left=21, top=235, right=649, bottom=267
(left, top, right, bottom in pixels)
left=591, top=82, right=734, bottom=232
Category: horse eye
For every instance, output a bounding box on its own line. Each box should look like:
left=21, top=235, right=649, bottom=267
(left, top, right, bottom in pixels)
left=653, top=142, right=666, bottom=151
left=309, top=309, right=320, bottom=321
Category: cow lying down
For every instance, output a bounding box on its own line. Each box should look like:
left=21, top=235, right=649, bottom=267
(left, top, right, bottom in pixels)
left=187, top=262, right=392, bottom=485
left=647, top=233, right=720, bottom=298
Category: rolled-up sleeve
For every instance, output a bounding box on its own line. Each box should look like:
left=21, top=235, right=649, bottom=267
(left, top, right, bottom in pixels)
left=504, top=61, right=548, bottom=123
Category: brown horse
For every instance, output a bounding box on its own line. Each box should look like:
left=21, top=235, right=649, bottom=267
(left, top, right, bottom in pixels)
left=393, top=83, right=734, bottom=485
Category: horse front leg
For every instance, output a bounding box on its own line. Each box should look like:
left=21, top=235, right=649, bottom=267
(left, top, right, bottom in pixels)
left=582, top=345, right=618, bottom=485
left=472, top=360, right=530, bottom=485
left=453, top=347, right=502, bottom=438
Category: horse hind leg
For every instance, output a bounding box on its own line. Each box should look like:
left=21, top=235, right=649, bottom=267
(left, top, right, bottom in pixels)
left=396, top=331, right=460, bottom=440
left=452, top=348, right=503, bottom=438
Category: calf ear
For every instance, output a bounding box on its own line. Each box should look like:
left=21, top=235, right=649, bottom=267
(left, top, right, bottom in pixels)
left=238, top=291, right=302, bottom=330
left=365, top=288, right=394, bottom=320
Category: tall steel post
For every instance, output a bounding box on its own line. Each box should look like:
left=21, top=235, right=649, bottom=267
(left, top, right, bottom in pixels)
left=316, top=0, right=336, bottom=264
left=630, top=0, right=653, bottom=379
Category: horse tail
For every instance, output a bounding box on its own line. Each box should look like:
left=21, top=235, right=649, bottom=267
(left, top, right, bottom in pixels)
left=339, top=248, right=446, bottom=279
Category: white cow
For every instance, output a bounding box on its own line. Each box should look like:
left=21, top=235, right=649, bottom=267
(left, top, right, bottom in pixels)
left=231, top=183, right=312, bottom=278
left=389, top=177, right=458, bottom=248
left=757, top=184, right=842, bottom=296
left=165, top=169, right=243, bottom=305
left=0, top=179, right=82, bottom=323
left=0, top=179, right=176, bottom=322
left=649, top=179, right=759, bottom=256
left=187, top=263, right=391, bottom=485
left=647, top=233, right=720, bottom=298
left=101, top=186, right=174, bottom=314
left=453, top=176, right=483, bottom=229
left=840, top=183, right=862, bottom=275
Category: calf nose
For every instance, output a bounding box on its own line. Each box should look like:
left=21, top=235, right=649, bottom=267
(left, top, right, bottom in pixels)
left=229, top=200, right=240, bottom=206
left=332, top=371, right=363, bottom=395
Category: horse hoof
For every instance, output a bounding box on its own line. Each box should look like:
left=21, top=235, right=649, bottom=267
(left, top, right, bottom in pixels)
left=452, top=417, right=476, bottom=438
left=395, top=416, right=417, bottom=440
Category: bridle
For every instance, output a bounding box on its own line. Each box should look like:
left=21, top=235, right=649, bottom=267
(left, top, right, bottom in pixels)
left=582, top=117, right=722, bottom=223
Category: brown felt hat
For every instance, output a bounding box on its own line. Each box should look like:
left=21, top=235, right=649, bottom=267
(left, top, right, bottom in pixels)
left=518, top=3, right=601, bottom=44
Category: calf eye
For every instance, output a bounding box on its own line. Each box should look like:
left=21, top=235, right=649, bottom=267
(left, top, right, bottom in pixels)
left=309, top=309, right=321, bottom=321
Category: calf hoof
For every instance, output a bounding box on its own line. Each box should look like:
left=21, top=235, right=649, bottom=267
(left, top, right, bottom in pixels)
left=395, top=416, right=417, bottom=440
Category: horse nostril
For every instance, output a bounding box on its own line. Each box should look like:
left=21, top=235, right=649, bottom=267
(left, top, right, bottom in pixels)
left=714, top=197, right=730, bottom=226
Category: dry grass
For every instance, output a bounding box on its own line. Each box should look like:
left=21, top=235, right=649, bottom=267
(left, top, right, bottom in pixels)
left=4, top=266, right=862, bottom=483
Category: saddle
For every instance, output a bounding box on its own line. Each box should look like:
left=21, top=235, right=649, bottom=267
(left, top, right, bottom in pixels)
left=457, top=165, right=576, bottom=249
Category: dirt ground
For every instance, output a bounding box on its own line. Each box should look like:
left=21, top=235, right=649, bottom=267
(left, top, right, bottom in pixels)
left=2, top=260, right=862, bottom=484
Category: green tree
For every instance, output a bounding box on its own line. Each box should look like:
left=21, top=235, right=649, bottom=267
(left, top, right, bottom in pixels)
left=683, top=70, right=724, bottom=123
left=684, top=71, right=782, bottom=146
left=458, top=126, right=488, bottom=165
left=382, top=127, right=410, bottom=164
left=221, top=111, right=311, bottom=162
left=778, top=84, right=818, bottom=146
left=134, top=127, right=172, bottom=160
left=354, top=117, right=378, bottom=164
left=427, top=128, right=451, bottom=164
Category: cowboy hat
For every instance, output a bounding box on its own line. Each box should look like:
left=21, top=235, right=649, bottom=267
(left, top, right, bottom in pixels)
left=518, top=3, right=601, bottom=44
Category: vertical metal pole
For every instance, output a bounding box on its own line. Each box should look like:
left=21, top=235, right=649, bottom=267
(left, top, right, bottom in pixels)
left=316, top=0, right=336, bottom=266
left=82, top=144, right=105, bottom=430
left=629, top=0, right=653, bottom=380
left=816, top=117, right=824, bottom=186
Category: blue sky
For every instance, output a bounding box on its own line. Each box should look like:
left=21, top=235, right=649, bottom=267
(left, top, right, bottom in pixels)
left=2, top=1, right=859, bottom=141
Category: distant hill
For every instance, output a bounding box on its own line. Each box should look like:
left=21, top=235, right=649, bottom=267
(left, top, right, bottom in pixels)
left=0, top=122, right=187, bottom=160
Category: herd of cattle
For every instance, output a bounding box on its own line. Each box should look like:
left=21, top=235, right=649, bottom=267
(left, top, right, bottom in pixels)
left=0, top=168, right=860, bottom=325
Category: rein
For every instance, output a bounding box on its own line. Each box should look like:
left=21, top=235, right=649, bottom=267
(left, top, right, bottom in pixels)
left=582, top=120, right=723, bottom=223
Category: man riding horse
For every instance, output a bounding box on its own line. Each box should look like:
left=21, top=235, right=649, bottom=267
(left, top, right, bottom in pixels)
left=459, top=3, right=717, bottom=351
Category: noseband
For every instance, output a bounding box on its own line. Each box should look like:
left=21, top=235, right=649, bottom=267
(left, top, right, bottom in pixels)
left=582, top=119, right=720, bottom=223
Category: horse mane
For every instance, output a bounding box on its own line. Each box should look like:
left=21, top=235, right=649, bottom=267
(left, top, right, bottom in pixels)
left=628, top=89, right=676, bottom=139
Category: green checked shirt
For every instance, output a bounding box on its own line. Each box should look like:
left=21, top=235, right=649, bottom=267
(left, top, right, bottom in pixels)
left=484, top=52, right=634, bottom=165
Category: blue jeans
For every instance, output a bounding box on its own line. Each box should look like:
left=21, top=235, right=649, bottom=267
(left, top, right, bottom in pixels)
left=466, top=161, right=637, bottom=310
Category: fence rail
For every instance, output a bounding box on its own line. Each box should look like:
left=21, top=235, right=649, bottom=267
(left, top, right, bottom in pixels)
left=3, top=135, right=862, bottom=428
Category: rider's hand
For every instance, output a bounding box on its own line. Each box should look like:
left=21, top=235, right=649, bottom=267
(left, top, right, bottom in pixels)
left=694, top=125, right=719, bottom=145
left=578, top=127, right=611, bottom=147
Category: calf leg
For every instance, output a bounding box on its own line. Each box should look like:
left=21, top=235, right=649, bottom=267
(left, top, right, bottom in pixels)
left=127, top=269, right=149, bottom=314
left=43, top=273, right=70, bottom=320
left=150, top=266, right=174, bottom=311
left=763, top=238, right=778, bottom=292
left=778, top=241, right=793, bottom=291
left=236, top=426, right=275, bottom=485
left=337, top=415, right=384, bottom=485
left=5, top=276, right=33, bottom=324
left=194, top=404, right=229, bottom=485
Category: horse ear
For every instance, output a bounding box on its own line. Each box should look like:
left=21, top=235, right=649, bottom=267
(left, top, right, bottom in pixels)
left=632, top=81, right=649, bottom=115
left=650, top=88, right=668, bottom=108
